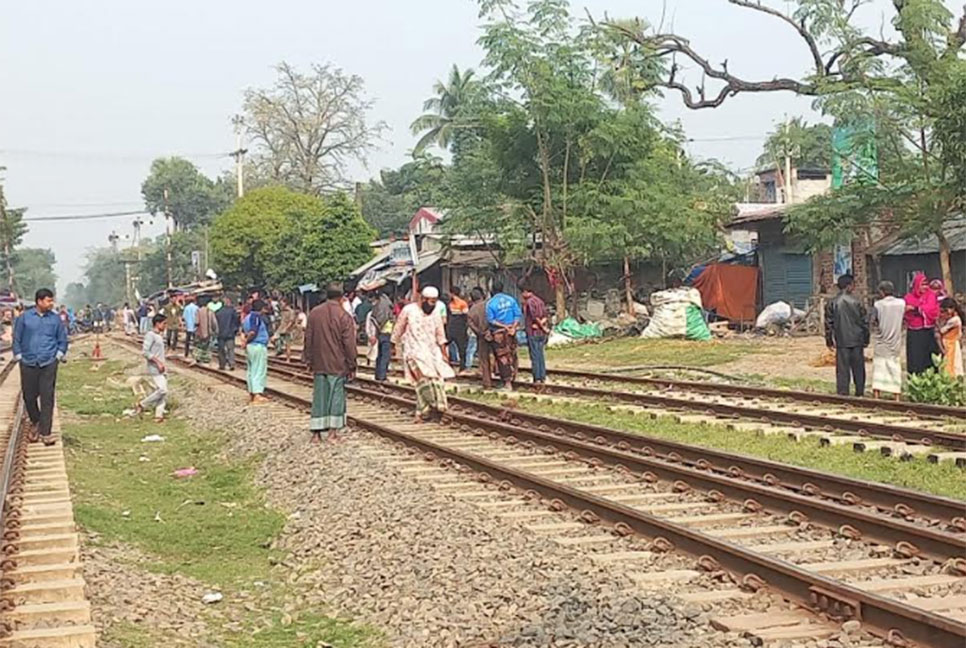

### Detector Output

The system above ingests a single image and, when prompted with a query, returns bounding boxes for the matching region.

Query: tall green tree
[141,157,231,230]
[757,118,832,171]
[608,0,966,291]
[360,153,448,236]
[12,248,57,299]
[0,183,27,294]
[210,186,373,290]
[80,248,126,306]
[410,65,480,154]
[137,230,210,295]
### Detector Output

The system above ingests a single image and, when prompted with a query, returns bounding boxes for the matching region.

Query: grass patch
[469,392,966,502]
[542,338,759,369]
[743,373,837,394]
[59,352,379,646]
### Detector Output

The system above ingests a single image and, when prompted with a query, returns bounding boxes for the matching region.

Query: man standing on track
[485,281,522,390]
[122,302,136,336]
[162,296,182,352]
[194,296,219,364]
[182,295,199,358]
[215,296,240,371]
[303,282,357,444]
[136,313,168,422]
[521,285,550,384]
[825,274,869,397]
[448,287,470,373]
[242,299,271,404]
[371,286,394,381]
[273,297,297,361]
[467,287,491,389]
[13,288,68,446]
[391,286,455,422]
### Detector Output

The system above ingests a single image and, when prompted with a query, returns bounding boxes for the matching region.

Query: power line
[22,210,151,223]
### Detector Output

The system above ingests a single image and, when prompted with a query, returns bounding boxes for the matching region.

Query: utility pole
[163,188,173,288]
[230,115,247,198]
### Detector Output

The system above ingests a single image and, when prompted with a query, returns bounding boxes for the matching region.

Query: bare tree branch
[727,0,824,75]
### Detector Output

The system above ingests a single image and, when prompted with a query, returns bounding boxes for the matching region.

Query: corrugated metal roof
[730,203,789,227]
[881,217,966,256]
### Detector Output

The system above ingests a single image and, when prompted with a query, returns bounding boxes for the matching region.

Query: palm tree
[410,65,478,154]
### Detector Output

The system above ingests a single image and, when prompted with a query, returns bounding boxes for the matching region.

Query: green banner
[832,121,878,189]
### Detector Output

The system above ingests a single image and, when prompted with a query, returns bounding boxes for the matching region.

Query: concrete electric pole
[230,115,247,199]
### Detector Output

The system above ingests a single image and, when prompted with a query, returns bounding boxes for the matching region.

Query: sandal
[41,436,56,447]
[25,423,39,443]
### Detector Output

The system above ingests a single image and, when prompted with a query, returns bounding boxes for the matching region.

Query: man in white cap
[391,286,455,422]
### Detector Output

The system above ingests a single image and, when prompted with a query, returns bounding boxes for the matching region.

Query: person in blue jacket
[13,288,68,445]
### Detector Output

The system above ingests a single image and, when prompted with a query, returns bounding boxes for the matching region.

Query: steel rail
[345,351,965,420]
[494,376,966,451]
[0,360,24,560]
[262,356,966,524]
[251,361,966,560]
[166,353,966,648]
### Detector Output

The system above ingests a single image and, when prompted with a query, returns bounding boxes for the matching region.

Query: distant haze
[1,0,928,291]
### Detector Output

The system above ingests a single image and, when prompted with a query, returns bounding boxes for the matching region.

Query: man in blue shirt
[181,295,199,358]
[485,281,522,389]
[242,299,271,404]
[13,288,68,446]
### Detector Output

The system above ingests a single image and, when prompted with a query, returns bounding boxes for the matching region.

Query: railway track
[317,354,966,458]
[117,338,966,648]
[0,362,95,647]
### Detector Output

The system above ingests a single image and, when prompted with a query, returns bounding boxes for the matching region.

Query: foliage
[756,118,832,170]
[63,282,87,310]
[360,153,448,236]
[141,157,232,230]
[905,358,966,406]
[11,248,56,299]
[210,186,374,291]
[410,65,481,154]
[608,0,966,288]
[242,62,386,194]
[0,186,27,293]
[78,248,126,306]
[137,229,210,295]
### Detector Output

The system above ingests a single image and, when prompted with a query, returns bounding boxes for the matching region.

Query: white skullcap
[421,286,439,299]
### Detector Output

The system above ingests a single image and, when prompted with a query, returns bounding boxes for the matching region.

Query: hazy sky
[0,0,923,291]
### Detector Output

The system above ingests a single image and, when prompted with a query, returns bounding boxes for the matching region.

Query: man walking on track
[136,313,168,422]
[162,296,182,352]
[215,296,240,371]
[521,285,550,384]
[391,286,455,422]
[825,274,869,397]
[13,288,68,446]
[303,282,357,444]
[194,296,219,364]
[242,299,270,404]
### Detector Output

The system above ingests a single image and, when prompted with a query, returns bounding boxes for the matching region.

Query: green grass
[468,392,966,502]
[743,373,837,393]
[59,354,379,646]
[540,338,759,369]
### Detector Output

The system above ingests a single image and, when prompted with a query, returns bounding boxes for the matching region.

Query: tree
[0,183,27,294]
[80,248,126,306]
[608,0,966,290]
[410,65,480,154]
[360,154,449,236]
[141,157,231,230]
[12,248,57,299]
[242,62,386,194]
[63,282,87,310]
[137,230,210,295]
[210,186,374,290]
[757,118,833,170]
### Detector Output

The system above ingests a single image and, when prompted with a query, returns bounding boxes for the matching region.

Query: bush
[905,355,966,406]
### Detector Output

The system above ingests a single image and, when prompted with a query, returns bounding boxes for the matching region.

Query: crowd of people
[825,272,964,400]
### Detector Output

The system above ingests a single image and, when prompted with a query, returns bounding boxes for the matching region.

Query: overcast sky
[0,0,928,292]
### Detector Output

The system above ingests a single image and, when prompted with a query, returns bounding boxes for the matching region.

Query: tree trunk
[937,229,953,294]
[555,280,567,320]
[623,256,634,315]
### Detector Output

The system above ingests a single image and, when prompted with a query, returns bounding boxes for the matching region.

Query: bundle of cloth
[641,286,712,341]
